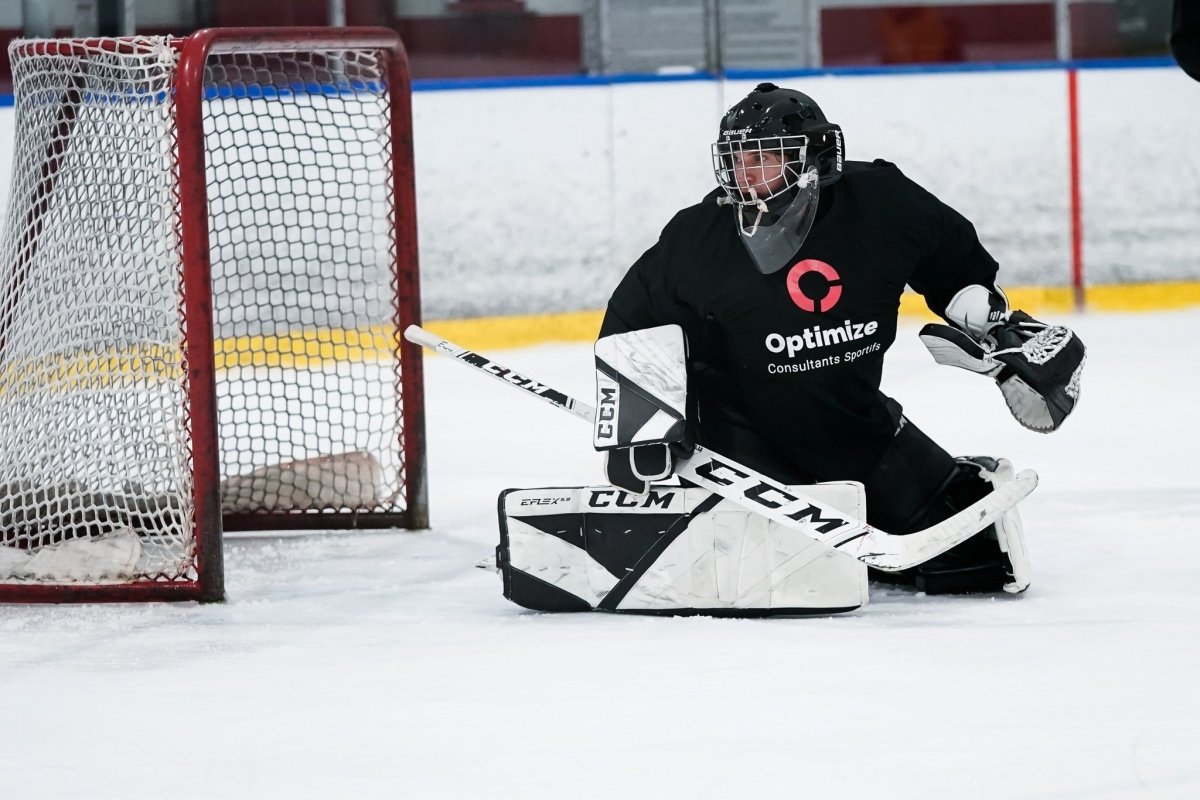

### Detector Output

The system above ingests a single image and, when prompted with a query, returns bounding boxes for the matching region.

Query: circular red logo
[786,259,842,313]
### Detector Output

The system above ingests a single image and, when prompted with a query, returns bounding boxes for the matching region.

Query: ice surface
[2,310,1198,799]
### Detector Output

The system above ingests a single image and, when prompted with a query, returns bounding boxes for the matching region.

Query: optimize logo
[765,319,878,358]
[786,259,842,313]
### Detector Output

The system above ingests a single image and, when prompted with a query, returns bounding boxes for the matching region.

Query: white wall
[0,64,1194,321]
[1077,66,1200,282]
[410,65,1200,318]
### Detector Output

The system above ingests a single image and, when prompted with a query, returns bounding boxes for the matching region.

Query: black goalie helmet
[712,83,845,274]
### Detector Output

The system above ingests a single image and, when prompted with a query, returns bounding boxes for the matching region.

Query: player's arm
[920,284,1085,432]
[909,194,1086,433]
[601,238,680,337]
[597,238,697,494]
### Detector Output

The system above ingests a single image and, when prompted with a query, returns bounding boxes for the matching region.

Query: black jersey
[1174,0,1200,82]
[601,159,1000,482]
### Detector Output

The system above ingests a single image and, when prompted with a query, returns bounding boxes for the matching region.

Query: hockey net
[0,29,426,602]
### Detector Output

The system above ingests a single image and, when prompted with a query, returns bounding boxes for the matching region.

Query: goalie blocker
[593,324,692,495]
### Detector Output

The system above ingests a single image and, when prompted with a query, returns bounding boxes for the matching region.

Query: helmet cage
[711,135,811,207]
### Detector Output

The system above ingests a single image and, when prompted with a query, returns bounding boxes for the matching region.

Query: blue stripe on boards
[412,70,716,92]
[724,55,1177,80]
[409,55,1179,92]
[0,55,1177,105]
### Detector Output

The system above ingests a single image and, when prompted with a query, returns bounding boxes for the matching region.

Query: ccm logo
[596,385,617,440]
[588,490,675,509]
[693,457,849,534]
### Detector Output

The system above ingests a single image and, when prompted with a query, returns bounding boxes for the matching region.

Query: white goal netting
[0,36,412,590]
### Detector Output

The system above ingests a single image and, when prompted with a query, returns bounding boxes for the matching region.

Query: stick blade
[855,469,1038,571]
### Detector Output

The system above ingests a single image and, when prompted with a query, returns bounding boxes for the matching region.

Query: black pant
[695,395,956,535]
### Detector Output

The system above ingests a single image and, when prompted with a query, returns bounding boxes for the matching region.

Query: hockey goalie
[488,82,1086,616]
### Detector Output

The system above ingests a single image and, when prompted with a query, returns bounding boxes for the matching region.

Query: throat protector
[727,167,821,275]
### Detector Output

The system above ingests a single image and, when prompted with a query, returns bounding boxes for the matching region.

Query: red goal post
[0,28,428,603]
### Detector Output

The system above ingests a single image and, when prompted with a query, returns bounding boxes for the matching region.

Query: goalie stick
[405,325,1037,572]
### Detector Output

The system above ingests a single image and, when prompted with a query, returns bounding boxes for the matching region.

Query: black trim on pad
[597,493,723,611]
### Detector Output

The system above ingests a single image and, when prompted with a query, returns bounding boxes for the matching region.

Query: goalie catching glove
[594,324,693,494]
[920,285,1086,433]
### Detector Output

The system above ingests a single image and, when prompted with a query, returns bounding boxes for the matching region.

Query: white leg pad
[499,481,869,615]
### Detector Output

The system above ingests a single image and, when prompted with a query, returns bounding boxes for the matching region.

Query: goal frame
[0,27,428,604]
